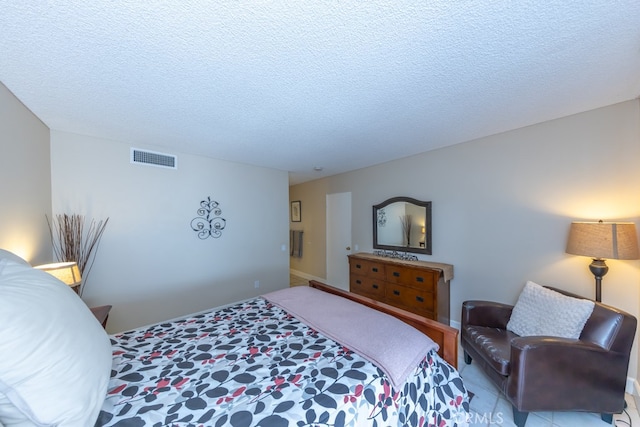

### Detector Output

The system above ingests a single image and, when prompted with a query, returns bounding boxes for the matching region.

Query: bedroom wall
[50,131,290,333]
[290,99,640,380]
[0,82,52,264]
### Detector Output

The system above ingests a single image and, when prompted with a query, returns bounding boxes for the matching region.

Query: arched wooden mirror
[373,197,432,255]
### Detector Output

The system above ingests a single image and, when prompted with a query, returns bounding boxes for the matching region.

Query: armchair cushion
[506,281,594,339]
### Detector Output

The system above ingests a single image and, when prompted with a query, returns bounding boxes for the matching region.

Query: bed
[0,251,469,427]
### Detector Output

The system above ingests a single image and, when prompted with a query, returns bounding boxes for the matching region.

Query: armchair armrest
[462,300,513,329]
[507,336,627,412]
[510,335,609,369]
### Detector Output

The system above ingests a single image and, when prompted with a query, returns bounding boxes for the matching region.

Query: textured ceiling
[1,1,640,184]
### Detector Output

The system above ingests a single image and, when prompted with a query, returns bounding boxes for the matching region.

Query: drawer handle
[355,264,362,269]
[416,276,424,282]
[356,279,362,284]
[372,284,379,289]
[416,296,424,303]
[393,272,400,277]
[372,267,378,272]
[393,290,400,296]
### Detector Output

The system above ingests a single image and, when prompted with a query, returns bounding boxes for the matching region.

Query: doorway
[326,192,352,290]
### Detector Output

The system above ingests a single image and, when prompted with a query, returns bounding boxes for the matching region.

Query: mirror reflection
[373,197,432,255]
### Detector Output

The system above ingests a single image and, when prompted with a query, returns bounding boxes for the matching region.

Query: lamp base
[588,258,608,302]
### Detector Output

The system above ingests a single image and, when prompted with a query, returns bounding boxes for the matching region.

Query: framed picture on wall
[291,200,301,222]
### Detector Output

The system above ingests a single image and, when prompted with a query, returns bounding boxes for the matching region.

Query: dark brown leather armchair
[461,287,636,427]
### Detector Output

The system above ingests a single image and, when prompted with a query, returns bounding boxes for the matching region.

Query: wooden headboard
[309,280,458,369]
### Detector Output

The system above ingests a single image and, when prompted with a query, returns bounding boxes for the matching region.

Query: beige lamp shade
[566,222,640,260]
[35,261,82,287]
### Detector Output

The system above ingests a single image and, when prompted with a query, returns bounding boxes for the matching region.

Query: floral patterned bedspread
[96,296,469,426]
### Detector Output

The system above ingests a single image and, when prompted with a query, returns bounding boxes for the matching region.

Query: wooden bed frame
[309,280,459,369]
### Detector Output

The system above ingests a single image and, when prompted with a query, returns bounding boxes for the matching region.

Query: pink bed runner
[262,286,438,388]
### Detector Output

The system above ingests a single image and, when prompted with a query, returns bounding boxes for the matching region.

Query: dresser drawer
[385,284,434,314]
[350,275,386,300]
[350,259,386,281]
[385,265,437,291]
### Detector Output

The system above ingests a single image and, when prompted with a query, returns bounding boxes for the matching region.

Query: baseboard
[289,269,325,283]
[631,378,639,399]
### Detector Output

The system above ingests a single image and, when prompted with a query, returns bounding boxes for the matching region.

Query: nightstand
[90,305,112,329]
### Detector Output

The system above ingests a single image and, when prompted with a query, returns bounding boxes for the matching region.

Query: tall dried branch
[400,214,413,247]
[46,213,109,295]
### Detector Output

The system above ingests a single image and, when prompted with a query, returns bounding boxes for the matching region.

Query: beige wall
[290,99,640,380]
[0,82,52,264]
[50,131,291,332]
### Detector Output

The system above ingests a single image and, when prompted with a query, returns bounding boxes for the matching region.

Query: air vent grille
[131,148,177,169]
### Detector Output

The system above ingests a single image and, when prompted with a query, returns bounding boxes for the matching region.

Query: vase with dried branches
[46,214,109,296]
[399,214,412,247]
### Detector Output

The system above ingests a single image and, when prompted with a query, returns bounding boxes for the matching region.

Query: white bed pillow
[0,259,112,427]
[0,250,29,266]
[506,280,594,339]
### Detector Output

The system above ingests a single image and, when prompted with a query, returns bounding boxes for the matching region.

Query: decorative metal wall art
[191,197,226,239]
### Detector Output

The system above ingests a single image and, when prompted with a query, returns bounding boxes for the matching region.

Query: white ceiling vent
[131,148,177,169]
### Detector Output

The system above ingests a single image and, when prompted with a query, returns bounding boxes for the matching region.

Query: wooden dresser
[348,253,453,325]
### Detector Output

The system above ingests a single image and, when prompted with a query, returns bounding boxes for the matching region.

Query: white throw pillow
[506,281,595,339]
[0,259,112,426]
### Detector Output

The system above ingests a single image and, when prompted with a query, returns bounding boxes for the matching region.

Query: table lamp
[35,261,82,293]
[566,220,639,302]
